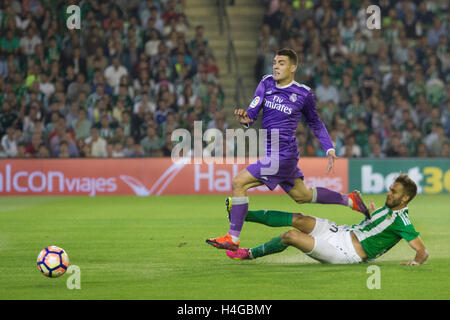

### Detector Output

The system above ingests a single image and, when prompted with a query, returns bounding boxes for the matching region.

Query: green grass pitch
[0,194,449,300]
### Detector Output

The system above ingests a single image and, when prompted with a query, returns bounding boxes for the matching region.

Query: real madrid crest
[289,93,297,102]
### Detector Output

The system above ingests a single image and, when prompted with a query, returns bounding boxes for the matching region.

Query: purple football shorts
[246,157,304,193]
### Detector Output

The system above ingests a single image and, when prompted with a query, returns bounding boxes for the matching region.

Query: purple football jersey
[246,75,334,161]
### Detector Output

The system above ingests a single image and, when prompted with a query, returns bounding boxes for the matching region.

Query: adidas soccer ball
[37,246,69,278]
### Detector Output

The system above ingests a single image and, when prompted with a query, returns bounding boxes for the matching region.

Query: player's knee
[293,195,309,204]
[231,173,253,193]
[281,230,298,244]
[292,213,305,227]
[231,176,245,192]
[292,189,312,204]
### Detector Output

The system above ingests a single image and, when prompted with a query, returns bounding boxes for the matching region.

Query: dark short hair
[395,174,417,203]
[276,48,298,65]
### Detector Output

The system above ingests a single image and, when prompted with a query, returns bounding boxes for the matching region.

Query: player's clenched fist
[234,109,252,124]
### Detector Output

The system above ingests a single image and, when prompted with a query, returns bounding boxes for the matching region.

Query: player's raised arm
[401,237,429,265]
[242,76,266,126]
[301,91,336,173]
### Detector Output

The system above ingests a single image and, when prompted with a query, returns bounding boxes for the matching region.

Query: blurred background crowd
[0,0,448,159]
[0,0,225,159]
[258,0,449,158]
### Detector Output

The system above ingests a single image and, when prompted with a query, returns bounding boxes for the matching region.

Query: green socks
[245,210,293,227]
[244,210,292,259]
[250,235,288,259]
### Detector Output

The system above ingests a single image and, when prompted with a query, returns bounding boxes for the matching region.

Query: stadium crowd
[0,0,448,159]
[0,0,225,158]
[258,0,449,158]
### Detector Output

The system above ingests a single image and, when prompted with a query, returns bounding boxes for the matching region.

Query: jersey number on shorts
[329,224,338,233]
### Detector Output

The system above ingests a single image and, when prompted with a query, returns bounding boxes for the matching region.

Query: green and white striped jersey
[350,206,420,260]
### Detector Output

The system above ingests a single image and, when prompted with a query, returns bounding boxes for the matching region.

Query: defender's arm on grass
[368,200,376,214]
[401,237,429,265]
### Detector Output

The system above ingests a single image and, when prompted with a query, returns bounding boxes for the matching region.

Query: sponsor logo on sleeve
[249,96,261,108]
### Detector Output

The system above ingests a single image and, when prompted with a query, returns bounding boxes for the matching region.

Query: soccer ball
[37,246,70,278]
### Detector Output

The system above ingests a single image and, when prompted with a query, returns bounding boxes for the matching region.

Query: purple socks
[313,187,349,206]
[228,197,249,241]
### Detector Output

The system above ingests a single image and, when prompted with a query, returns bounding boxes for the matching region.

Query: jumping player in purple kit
[206,48,369,251]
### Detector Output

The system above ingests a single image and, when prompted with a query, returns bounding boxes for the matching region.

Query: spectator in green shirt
[0,101,19,136]
[140,126,163,156]
[354,119,370,156]
[72,108,91,140]
[45,37,59,63]
[0,29,20,55]
[345,94,366,131]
